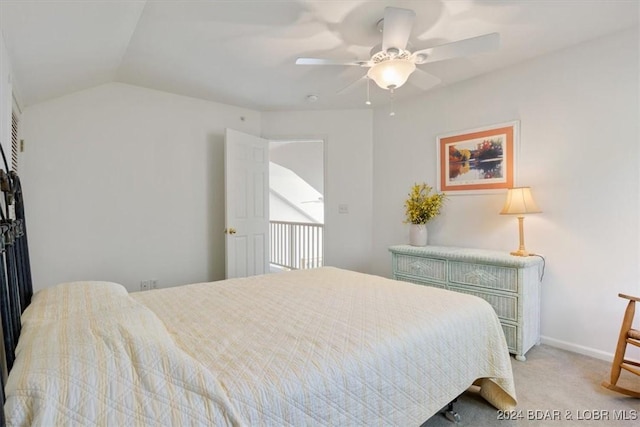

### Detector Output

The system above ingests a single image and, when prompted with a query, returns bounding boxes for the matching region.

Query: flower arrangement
[404,183,446,224]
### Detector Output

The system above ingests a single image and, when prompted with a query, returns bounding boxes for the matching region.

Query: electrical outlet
[150,279,158,289]
[140,280,150,291]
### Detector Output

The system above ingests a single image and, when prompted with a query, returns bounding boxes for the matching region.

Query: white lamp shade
[500,187,541,215]
[367,59,416,90]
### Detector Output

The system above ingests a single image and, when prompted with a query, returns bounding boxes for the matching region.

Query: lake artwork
[447,136,505,182]
[437,122,517,193]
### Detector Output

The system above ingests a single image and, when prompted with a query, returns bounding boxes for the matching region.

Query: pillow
[22,281,132,322]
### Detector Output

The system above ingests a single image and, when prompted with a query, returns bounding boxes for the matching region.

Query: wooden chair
[602,293,640,398]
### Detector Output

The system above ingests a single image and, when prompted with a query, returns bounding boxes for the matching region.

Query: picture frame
[436,121,519,194]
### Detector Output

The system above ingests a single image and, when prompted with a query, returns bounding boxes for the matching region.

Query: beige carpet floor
[422,344,639,426]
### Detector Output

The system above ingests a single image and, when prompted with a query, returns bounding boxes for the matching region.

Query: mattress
[4,267,516,426]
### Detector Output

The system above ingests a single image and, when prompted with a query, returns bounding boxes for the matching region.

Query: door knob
[225,227,237,235]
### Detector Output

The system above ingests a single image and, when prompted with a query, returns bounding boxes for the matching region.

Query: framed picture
[436,121,519,194]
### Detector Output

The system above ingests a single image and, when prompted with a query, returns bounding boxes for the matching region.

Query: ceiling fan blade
[413,32,500,64]
[381,7,415,52]
[409,69,441,91]
[296,58,371,66]
[336,75,367,94]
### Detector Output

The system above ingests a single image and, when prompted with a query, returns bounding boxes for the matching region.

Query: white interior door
[224,128,269,278]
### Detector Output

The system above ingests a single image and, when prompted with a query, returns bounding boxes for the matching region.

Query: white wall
[270,141,324,194]
[262,110,373,273]
[269,161,324,223]
[0,31,13,162]
[269,141,325,223]
[20,82,261,292]
[371,27,639,359]
[20,85,374,289]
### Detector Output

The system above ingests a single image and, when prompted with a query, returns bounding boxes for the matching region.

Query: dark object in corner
[0,141,34,424]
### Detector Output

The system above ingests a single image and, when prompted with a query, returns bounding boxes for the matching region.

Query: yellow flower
[404,183,446,224]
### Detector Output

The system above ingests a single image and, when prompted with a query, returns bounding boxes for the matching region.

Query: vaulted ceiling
[1,0,637,111]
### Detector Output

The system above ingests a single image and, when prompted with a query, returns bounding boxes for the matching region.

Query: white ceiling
[1,0,638,111]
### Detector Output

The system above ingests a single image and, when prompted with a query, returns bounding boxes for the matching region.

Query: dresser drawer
[449,285,518,322]
[395,274,447,289]
[501,323,518,352]
[394,254,447,282]
[449,262,518,292]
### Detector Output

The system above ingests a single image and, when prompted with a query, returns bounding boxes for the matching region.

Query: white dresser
[389,245,544,361]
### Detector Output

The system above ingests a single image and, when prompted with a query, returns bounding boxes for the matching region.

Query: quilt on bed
[4,267,516,426]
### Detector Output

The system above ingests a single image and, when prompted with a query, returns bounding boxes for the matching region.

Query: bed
[3,266,516,426]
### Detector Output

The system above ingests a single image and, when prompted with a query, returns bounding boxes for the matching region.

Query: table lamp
[500,187,541,256]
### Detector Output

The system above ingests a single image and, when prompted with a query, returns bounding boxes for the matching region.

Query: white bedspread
[5,267,516,426]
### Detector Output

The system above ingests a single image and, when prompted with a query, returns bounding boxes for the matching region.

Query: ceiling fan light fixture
[367,59,415,90]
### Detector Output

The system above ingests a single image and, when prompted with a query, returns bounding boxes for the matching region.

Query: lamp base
[510,249,533,257]
[510,216,534,257]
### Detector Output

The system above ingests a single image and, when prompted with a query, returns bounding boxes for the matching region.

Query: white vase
[409,223,428,246]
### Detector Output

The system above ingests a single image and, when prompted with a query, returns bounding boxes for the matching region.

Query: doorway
[268,139,325,272]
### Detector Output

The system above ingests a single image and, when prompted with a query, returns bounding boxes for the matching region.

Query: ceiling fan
[296,7,499,96]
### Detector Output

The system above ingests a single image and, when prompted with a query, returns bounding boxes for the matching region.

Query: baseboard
[540,336,614,362]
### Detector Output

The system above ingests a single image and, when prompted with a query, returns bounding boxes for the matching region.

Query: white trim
[541,335,614,362]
